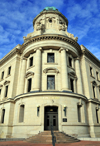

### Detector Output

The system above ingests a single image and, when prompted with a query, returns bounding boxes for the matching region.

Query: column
[60,48,69,91]
[18,57,27,95]
[75,58,83,94]
[33,47,42,91]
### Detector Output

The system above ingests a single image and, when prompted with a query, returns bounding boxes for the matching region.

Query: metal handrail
[51,124,56,146]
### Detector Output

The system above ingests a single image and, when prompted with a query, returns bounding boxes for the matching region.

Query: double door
[45,112,58,130]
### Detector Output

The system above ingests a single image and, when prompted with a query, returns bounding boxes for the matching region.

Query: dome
[43,6,58,11]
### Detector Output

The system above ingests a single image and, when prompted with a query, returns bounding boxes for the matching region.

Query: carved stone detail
[43,67,59,74]
[67,32,78,42]
[4,81,10,85]
[25,71,34,78]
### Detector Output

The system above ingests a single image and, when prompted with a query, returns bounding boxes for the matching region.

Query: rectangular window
[1,71,4,79]
[47,53,54,63]
[70,78,74,92]
[8,66,11,75]
[96,72,98,80]
[0,89,1,95]
[69,57,72,67]
[90,67,92,76]
[27,78,32,92]
[96,109,99,123]
[1,109,5,123]
[19,105,24,122]
[47,75,55,90]
[77,105,81,122]
[5,86,8,97]
[29,57,33,67]
[92,86,95,98]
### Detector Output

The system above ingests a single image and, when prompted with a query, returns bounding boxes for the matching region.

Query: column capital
[74,57,80,61]
[36,47,42,51]
[22,57,27,60]
[59,47,68,53]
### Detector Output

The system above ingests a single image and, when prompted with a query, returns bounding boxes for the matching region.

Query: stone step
[26,131,80,144]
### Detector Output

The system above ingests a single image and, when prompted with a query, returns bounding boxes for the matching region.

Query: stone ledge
[79,138,100,141]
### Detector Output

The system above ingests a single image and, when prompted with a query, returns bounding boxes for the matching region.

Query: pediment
[43,67,59,73]
[4,80,10,85]
[92,81,97,86]
[25,71,34,78]
[68,71,76,78]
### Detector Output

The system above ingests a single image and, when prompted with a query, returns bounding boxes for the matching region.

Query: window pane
[93,86,95,98]
[90,67,92,76]
[47,53,54,63]
[1,71,4,79]
[19,105,24,122]
[69,57,72,67]
[77,105,81,122]
[8,66,11,75]
[47,76,55,90]
[5,86,8,97]
[28,78,32,92]
[96,109,99,123]
[29,57,33,67]
[0,89,1,95]
[1,109,5,123]
[70,79,74,92]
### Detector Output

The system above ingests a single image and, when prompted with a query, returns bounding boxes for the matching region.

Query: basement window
[96,109,99,123]
[19,105,25,123]
[1,109,5,123]
[77,105,81,122]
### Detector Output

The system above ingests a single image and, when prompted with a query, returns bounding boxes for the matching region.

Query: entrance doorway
[44,106,58,130]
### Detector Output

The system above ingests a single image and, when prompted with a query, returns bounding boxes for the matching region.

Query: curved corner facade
[0,7,100,139]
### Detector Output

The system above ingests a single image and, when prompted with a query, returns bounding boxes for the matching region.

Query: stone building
[0,7,100,139]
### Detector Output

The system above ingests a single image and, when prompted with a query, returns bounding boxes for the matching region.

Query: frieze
[21,34,81,54]
[4,80,10,85]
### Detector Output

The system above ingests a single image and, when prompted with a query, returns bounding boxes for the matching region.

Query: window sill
[27,65,35,70]
[45,89,57,91]
[92,98,98,101]
[67,65,75,70]
[44,63,58,65]
[6,74,11,78]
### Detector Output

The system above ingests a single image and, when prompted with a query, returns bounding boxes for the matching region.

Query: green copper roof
[43,7,58,11]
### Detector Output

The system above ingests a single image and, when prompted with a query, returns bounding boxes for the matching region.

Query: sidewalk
[0,141,100,146]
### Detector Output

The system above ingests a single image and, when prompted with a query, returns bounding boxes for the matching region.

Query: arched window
[19,105,25,123]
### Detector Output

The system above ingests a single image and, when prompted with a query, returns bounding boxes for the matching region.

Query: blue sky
[0,0,100,60]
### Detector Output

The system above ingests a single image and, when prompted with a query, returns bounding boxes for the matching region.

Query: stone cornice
[88,98,100,104]
[81,45,100,67]
[20,34,81,54]
[0,44,21,66]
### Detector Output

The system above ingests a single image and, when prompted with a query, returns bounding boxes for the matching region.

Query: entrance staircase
[26,131,80,144]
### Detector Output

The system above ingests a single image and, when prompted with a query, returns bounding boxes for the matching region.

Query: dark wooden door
[45,113,58,130]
